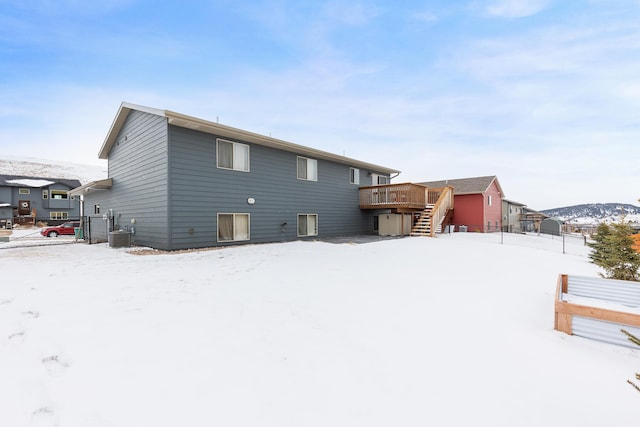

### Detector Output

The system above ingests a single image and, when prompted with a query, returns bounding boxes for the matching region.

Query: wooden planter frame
[554,274,640,336]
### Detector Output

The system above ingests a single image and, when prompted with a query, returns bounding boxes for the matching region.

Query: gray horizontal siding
[84,110,170,249]
[168,126,378,250]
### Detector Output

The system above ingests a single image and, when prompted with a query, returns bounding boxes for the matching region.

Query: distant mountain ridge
[541,203,640,224]
[0,157,106,186]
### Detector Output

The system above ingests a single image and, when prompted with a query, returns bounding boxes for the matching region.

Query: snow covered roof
[0,175,81,189]
[5,178,54,187]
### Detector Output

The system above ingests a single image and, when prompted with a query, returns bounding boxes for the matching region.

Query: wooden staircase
[410,205,434,236]
[409,185,455,237]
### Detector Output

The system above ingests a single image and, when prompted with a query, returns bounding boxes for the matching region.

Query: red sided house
[419,176,504,232]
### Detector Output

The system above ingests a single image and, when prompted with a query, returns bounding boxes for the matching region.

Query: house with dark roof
[502,198,527,233]
[420,176,504,232]
[73,102,418,250]
[0,175,81,228]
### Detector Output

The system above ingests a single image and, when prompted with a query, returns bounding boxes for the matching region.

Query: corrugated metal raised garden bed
[554,274,640,348]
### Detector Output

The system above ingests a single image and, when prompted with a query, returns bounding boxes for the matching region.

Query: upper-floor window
[488,195,493,206]
[297,156,317,181]
[371,174,388,185]
[19,188,30,194]
[350,168,360,185]
[51,190,69,200]
[42,190,49,199]
[217,139,249,172]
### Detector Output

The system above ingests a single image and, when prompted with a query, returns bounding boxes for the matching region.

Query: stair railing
[428,186,454,236]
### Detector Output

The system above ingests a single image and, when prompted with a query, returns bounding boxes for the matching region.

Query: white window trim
[297,213,318,237]
[19,188,30,194]
[350,168,360,185]
[217,213,251,242]
[51,190,69,200]
[50,212,69,220]
[216,139,250,172]
[297,156,318,181]
[42,190,49,199]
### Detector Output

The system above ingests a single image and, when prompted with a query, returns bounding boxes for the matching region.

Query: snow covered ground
[1,231,638,426]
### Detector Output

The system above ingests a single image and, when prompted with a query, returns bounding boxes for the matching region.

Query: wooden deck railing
[359,183,428,210]
[428,186,454,234]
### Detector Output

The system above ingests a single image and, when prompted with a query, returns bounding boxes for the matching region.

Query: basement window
[50,212,69,220]
[218,213,250,242]
[298,214,318,237]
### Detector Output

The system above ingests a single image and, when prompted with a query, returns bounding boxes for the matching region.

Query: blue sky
[1,0,639,210]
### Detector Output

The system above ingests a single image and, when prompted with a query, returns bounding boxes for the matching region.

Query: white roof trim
[98,102,400,174]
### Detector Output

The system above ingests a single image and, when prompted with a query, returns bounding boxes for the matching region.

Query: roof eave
[98,102,166,159]
[164,110,400,174]
[69,178,113,197]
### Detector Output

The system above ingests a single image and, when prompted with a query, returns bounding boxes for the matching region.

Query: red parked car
[40,221,80,237]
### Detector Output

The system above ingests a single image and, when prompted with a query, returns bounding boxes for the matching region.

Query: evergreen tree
[588,221,640,281]
[621,329,640,393]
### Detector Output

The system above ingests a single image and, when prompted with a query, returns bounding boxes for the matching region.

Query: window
[371,174,388,185]
[298,214,318,236]
[217,213,250,242]
[51,190,69,200]
[217,139,249,171]
[50,212,69,220]
[42,190,49,199]
[297,157,317,181]
[19,188,30,195]
[496,220,499,230]
[94,204,100,215]
[488,195,492,206]
[350,168,359,185]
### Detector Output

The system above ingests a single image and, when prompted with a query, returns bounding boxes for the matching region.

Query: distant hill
[0,157,106,185]
[540,203,640,224]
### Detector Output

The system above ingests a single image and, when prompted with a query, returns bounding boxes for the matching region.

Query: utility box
[108,230,131,248]
[74,227,84,240]
[378,213,412,236]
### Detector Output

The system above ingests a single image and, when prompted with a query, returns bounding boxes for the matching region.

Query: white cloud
[481,0,552,18]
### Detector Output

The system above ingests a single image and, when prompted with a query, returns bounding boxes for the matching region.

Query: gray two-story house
[72,102,401,250]
[0,175,81,228]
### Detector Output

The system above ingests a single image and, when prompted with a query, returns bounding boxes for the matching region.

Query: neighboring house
[522,207,547,233]
[502,199,527,233]
[419,175,504,232]
[72,102,402,250]
[0,175,81,227]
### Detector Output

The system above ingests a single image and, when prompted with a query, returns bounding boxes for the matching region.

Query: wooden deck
[359,183,428,210]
